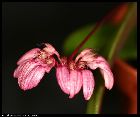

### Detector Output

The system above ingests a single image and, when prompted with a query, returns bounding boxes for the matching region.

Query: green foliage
[62,3,136,114]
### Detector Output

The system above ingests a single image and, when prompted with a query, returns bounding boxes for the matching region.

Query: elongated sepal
[18,66,45,90]
[69,70,83,98]
[87,56,114,90]
[82,70,95,100]
[56,66,70,94]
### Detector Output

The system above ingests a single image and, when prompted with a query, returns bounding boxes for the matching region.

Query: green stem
[108,3,137,65]
[86,3,137,114]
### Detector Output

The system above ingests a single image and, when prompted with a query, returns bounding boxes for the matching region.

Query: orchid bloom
[13,43,59,90]
[76,48,114,90]
[56,48,114,100]
[13,43,114,100]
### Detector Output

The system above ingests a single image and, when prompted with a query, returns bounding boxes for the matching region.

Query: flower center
[60,57,68,66]
[46,57,54,65]
[77,61,86,70]
[69,61,76,70]
[38,50,47,59]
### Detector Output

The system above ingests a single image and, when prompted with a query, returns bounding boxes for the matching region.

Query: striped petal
[69,70,83,99]
[56,66,70,94]
[82,70,95,100]
[87,56,114,90]
[17,48,40,65]
[13,59,29,78]
[19,66,46,90]
[100,69,114,90]
[14,60,39,79]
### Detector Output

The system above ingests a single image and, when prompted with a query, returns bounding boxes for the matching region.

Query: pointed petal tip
[105,80,114,90]
[100,69,114,90]
[69,95,74,99]
[82,70,95,101]
[84,96,91,100]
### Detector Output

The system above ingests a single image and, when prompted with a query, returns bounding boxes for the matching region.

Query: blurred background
[2,2,137,114]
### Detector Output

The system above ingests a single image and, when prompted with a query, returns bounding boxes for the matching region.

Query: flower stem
[68,21,102,61]
[68,3,123,61]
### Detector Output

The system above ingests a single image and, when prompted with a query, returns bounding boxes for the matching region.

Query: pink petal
[43,43,60,58]
[69,70,83,99]
[14,60,37,79]
[80,54,95,63]
[87,56,114,90]
[82,70,95,100]
[45,65,53,73]
[100,69,114,90]
[56,66,70,94]
[19,66,46,90]
[75,48,93,62]
[14,60,39,80]
[13,59,29,78]
[17,48,40,65]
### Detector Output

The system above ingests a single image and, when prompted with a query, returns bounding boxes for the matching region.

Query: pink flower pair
[56,49,114,100]
[13,43,114,100]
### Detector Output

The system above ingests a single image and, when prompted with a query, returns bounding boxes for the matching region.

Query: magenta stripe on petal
[56,66,70,94]
[17,48,40,65]
[82,70,95,100]
[69,70,82,99]
[13,59,30,78]
[19,66,46,90]
[17,61,41,86]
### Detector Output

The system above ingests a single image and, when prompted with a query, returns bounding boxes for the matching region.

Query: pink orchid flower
[13,43,59,90]
[13,42,114,100]
[56,58,83,99]
[56,48,114,100]
[76,48,114,90]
